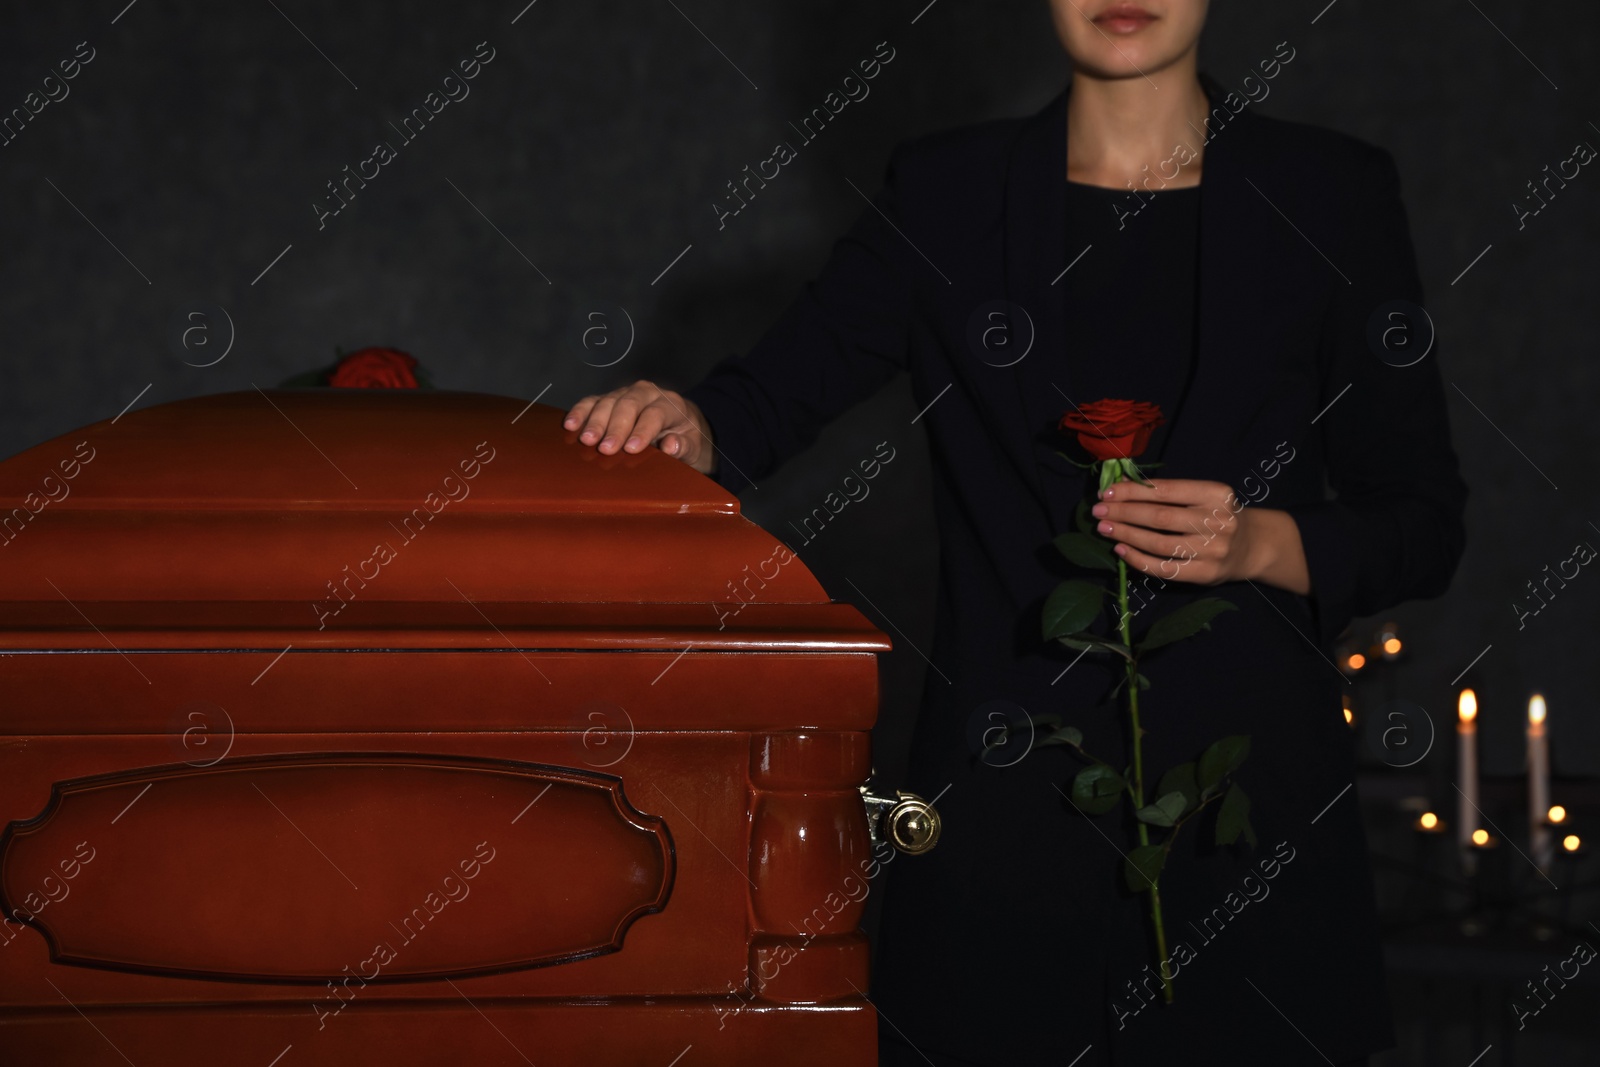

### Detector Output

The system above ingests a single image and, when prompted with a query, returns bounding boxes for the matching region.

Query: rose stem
[1113,465,1174,1004]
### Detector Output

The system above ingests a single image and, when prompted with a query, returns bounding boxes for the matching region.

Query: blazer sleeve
[1284,146,1469,647]
[680,147,919,495]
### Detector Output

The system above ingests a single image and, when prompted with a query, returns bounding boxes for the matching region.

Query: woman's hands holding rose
[1091,478,1312,596]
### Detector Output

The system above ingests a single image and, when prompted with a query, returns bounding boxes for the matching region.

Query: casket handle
[859,782,941,855]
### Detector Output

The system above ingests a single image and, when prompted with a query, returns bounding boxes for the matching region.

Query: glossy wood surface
[0,392,889,1065]
[2,754,673,981]
[0,391,886,648]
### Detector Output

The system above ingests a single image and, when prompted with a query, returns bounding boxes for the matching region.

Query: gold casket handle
[859,783,941,855]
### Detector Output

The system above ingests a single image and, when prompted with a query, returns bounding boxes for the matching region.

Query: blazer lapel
[1159,76,1274,481]
[999,85,1071,527]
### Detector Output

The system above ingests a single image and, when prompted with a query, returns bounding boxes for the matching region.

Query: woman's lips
[1093,3,1157,33]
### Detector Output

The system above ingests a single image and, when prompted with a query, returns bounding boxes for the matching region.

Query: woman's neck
[1065,63,1211,190]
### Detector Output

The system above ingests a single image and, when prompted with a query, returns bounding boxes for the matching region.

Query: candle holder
[1458,830,1513,936]
[1369,773,1599,953]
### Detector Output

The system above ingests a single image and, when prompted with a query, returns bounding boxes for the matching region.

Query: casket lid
[0,391,890,652]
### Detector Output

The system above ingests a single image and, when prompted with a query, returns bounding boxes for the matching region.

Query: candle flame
[1564,834,1581,852]
[1549,805,1567,824]
[1529,693,1547,725]
[1458,688,1477,724]
[1419,812,1439,830]
[1383,637,1402,655]
[1343,707,1354,725]
[1471,828,1489,846]
[1348,653,1366,671]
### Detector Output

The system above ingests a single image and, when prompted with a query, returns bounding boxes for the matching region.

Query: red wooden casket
[0,389,909,1065]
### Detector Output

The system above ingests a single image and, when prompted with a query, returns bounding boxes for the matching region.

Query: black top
[1060,179,1202,465]
[683,73,1466,1066]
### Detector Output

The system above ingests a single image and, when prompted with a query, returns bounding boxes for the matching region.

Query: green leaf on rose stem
[1216,783,1257,847]
[978,726,1016,761]
[1157,762,1199,814]
[1032,725,1084,750]
[1135,598,1239,654]
[1134,790,1189,828]
[1042,581,1106,641]
[1053,531,1118,572]
[1111,670,1149,697]
[978,712,1062,760]
[1197,735,1252,791]
[1124,843,1167,892]
[1057,633,1134,661]
[1069,763,1125,815]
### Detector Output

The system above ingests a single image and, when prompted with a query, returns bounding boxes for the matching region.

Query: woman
[564,2,1466,1063]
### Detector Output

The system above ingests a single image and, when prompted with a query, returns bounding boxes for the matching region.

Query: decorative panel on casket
[0,390,891,1066]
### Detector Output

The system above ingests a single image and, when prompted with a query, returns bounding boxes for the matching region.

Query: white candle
[1458,689,1479,861]
[1529,693,1552,872]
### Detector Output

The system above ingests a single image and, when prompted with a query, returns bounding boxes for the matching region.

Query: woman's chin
[1072,45,1190,83]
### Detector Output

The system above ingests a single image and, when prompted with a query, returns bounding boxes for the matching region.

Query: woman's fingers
[602,393,652,454]
[1113,542,1165,577]
[573,393,618,445]
[571,384,649,453]
[1103,478,1233,509]
[1100,518,1195,561]
[563,382,716,474]
[626,400,676,453]
[563,395,597,431]
[1114,541,1206,582]
[1095,500,1212,535]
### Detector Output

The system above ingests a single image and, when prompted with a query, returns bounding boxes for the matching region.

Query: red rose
[1058,399,1165,462]
[329,347,419,389]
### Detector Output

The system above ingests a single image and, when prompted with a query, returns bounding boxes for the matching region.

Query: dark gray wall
[2,0,1597,795]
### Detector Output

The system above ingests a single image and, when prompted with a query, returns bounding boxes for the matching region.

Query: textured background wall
[1,1,1596,797]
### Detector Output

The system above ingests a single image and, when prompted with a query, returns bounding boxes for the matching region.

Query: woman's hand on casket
[1091,478,1311,596]
[564,380,718,475]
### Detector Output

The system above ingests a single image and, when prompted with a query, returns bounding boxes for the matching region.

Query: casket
[0,389,907,1065]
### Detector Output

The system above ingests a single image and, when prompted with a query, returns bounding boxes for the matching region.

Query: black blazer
[685,72,1466,1065]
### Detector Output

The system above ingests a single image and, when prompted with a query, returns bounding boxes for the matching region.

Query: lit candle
[1529,694,1552,872]
[1458,689,1479,857]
